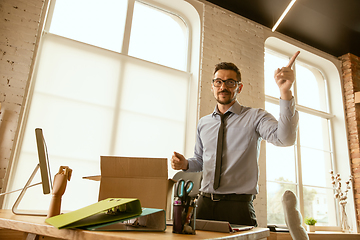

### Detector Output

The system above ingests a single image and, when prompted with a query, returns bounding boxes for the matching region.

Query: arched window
[264,37,350,228]
[5,0,201,211]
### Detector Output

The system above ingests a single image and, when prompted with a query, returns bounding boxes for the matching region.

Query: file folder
[84,208,166,231]
[45,198,166,231]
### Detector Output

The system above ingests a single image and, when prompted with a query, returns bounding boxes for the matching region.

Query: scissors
[175,179,194,205]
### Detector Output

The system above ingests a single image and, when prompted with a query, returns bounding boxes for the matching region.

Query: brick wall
[0,0,46,207]
[199,3,267,227]
[340,53,360,226]
[199,5,265,118]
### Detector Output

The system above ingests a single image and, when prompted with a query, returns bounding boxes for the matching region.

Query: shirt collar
[212,101,242,116]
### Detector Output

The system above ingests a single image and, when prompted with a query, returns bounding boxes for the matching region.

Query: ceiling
[205,0,360,58]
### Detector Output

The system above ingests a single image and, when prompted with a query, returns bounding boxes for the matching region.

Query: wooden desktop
[0,209,270,240]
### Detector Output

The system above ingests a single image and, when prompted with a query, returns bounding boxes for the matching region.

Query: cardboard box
[84,156,175,220]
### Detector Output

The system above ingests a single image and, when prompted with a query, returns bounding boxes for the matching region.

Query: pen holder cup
[172,197,196,234]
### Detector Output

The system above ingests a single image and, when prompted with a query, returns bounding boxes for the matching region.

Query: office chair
[282,190,309,240]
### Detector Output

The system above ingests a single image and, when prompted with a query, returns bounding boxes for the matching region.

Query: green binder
[46,198,166,231]
[46,198,142,229]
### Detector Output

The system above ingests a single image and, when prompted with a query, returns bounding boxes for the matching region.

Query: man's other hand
[171,151,188,170]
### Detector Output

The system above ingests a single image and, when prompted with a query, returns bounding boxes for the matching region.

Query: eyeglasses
[212,79,240,88]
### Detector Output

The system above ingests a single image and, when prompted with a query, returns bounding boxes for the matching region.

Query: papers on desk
[45,198,166,231]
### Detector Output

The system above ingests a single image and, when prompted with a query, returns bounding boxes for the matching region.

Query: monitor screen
[35,128,52,194]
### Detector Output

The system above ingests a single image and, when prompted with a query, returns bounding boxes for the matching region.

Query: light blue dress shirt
[186,98,299,195]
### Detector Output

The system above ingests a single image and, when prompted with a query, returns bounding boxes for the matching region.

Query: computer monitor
[7,128,53,215]
[35,128,53,194]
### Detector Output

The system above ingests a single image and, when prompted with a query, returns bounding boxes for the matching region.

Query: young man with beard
[171,51,300,226]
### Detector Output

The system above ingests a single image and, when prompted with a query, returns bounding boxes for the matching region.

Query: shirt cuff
[183,159,192,171]
[279,97,296,116]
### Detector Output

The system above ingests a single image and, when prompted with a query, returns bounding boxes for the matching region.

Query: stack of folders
[45,198,166,231]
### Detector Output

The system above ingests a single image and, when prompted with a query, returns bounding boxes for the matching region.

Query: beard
[215,90,237,105]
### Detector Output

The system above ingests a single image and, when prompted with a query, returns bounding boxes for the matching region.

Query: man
[171,51,300,226]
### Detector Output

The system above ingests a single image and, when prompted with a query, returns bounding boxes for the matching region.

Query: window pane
[129,2,187,70]
[303,186,337,226]
[265,102,297,183]
[299,112,330,151]
[265,51,290,98]
[296,64,327,112]
[267,182,297,225]
[36,34,121,106]
[266,143,296,182]
[49,0,127,52]
[301,147,332,187]
[114,58,189,178]
[119,59,188,121]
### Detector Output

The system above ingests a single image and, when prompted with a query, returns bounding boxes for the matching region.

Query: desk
[269,231,360,240]
[0,210,269,240]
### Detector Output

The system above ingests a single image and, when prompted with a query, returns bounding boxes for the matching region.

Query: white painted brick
[5,77,27,89]
[3,3,41,19]
[2,51,33,65]
[200,3,266,226]
[3,0,43,16]
[0,0,43,196]
[0,69,29,84]
[0,23,38,41]
[1,13,40,30]
[0,158,10,169]
[0,35,37,51]
[0,92,5,102]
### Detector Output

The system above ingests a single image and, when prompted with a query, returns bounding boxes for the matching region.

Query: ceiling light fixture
[272,0,297,32]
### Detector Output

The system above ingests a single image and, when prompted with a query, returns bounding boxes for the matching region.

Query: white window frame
[265,36,356,230]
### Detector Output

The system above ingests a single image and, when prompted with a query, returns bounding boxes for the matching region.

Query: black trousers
[196,195,258,226]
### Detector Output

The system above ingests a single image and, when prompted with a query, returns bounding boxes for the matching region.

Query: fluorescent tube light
[272,0,297,32]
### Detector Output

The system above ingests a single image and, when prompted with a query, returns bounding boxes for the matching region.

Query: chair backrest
[282,190,309,240]
[172,171,202,197]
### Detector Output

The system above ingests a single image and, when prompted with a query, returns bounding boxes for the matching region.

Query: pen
[185,199,194,225]
[182,198,195,234]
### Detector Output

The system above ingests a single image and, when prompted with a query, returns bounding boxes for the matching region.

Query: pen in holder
[172,196,196,234]
[182,198,196,234]
[173,178,196,234]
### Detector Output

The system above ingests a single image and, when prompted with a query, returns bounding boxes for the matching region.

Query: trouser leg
[196,195,258,226]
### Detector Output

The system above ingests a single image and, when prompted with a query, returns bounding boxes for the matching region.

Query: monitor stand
[0,163,48,216]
